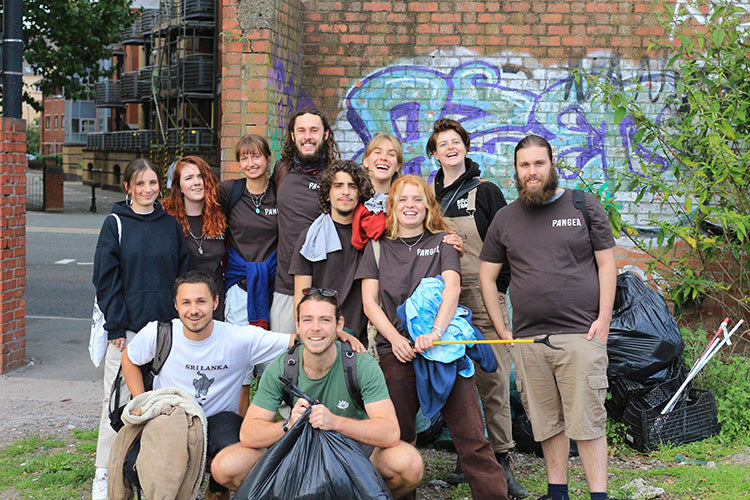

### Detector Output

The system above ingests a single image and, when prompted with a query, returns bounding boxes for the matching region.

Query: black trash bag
[235,376,392,500]
[607,271,684,383]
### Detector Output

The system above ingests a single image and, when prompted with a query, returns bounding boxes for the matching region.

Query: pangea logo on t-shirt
[551,217,583,228]
[416,245,440,257]
[308,182,320,190]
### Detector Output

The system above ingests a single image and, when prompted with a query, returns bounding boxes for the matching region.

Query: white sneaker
[92,467,108,500]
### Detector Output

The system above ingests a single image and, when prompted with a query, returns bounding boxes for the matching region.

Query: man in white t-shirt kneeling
[121,270,295,500]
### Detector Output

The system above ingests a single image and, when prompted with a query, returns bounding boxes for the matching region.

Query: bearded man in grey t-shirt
[269,108,340,334]
[478,135,621,500]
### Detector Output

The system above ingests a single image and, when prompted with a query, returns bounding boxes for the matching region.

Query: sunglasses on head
[302,287,338,298]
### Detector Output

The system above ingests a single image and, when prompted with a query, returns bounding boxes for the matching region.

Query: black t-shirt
[289,222,367,340]
[185,215,225,321]
[274,168,322,295]
[479,189,615,338]
[219,179,277,263]
[355,231,461,353]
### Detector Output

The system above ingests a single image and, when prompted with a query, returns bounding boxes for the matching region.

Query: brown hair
[122,158,159,194]
[514,134,554,166]
[162,156,226,238]
[425,118,471,157]
[281,108,340,163]
[235,134,272,162]
[318,160,374,213]
[385,175,450,239]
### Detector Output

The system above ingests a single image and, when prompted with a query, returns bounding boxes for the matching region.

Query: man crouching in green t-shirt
[210,287,424,498]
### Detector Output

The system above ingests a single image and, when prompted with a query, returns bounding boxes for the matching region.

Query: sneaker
[91,467,108,500]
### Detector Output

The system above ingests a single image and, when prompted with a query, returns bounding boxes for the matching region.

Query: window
[45,116,50,129]
[71,118,80,133]
[54,116,59,128]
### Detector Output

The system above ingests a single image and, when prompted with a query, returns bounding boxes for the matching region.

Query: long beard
[297,142,326,165]
[516,168,559,207]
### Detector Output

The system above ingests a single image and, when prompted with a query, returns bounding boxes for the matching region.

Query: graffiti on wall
[336,50,678,197]
[672,0,750,34]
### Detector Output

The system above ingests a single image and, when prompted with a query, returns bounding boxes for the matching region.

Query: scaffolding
[89,0,218,165]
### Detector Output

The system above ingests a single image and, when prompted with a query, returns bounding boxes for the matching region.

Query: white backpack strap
[110,213,122,245]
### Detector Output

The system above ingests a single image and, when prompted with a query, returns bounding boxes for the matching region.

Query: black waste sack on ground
[607,271,684,383]
[235,376,392,500]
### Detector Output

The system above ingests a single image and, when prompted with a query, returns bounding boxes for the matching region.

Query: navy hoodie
[93,200,190,340]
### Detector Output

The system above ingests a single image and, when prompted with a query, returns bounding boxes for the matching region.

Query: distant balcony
[95,80,122,107]
[121,72,138,102]
[183,0,214,20]
[138,66,155,100]
[181,54,214,93]
[87,130,156,151]
[121,17,142,44]
[140,9,158,37]
[87,128,214,152]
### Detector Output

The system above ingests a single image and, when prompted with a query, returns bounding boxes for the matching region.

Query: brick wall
[295,0,678,227]
[219,0,306,176]
[0,118,27,374]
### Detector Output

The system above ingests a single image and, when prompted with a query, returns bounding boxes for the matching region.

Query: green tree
[584,0,750,324]
[1,0,136,111]
[26,118,39,155]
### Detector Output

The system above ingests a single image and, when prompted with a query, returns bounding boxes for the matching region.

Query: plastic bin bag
[607,272,684,383]
[235,376,392,500]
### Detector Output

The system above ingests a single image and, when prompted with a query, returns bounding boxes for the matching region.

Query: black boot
[496,453,529,499]
[445,458,466,485]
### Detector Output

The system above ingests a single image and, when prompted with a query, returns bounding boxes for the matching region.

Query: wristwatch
[281,418,290,433]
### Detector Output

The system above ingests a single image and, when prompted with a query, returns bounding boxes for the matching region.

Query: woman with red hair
[163,156,227,319]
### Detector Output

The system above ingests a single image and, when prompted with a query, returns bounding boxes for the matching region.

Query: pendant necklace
[186,220,205,255]
[248,190,265,214]
[398,232,425,252]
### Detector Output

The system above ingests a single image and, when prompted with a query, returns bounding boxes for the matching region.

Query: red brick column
[0,117,27,373]
[43,159,64,212]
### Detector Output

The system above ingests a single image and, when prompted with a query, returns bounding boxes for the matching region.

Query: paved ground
[0,179,115,447]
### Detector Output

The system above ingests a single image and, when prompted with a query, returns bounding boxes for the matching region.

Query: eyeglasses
[302,287,338,298]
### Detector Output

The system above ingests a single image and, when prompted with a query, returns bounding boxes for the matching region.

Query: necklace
[248,191,265,214]
[398,232,425,252]
[186,219,205,255]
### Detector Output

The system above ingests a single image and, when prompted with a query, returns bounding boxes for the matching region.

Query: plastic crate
[622,388,720,452]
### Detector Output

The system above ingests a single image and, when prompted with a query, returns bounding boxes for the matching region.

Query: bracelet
[430,325,443,334]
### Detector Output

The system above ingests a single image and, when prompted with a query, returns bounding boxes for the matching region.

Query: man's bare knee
[210,443,263,491]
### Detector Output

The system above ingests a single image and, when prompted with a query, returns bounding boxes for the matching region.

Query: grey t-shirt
[289,221,367,341]
[355,231,461,354]
[479,189,615,338]
[219,179,277,263]
[275,169,322,295]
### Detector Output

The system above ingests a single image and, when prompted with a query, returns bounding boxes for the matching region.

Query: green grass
[0,432,97,499]
[1,424,747,499]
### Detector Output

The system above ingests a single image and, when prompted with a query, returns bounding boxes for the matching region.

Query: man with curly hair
[270,108,341,334]
[289,160,375,343]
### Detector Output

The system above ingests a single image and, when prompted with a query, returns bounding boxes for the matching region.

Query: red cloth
[249,319,269,329]
[351,203,386,250]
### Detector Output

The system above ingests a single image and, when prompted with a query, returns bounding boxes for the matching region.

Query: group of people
[91,107,622,500]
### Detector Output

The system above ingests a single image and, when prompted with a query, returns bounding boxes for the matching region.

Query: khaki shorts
[513,333,608,442]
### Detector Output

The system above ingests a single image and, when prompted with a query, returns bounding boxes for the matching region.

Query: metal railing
[86,128,214,152]
[26,170,44,211]
[95,80,122,107]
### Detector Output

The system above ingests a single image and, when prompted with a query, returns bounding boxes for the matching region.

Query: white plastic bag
[89,213,122,366]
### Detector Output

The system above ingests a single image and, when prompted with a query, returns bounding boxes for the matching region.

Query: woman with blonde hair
[361,132,403,194]
[163,156,227,319]
[356,174,508,500]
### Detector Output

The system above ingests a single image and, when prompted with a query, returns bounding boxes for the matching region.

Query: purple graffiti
[342,59,678,186]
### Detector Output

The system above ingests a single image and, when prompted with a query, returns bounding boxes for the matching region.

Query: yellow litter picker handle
[433,334,562,350]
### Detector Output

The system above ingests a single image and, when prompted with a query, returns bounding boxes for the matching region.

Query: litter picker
[432,333,562,350]
[661,318,743,415]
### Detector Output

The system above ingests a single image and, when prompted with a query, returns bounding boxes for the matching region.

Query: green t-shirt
[253,341,389,421]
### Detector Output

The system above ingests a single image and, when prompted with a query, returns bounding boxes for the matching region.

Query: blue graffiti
[343,59,678,194]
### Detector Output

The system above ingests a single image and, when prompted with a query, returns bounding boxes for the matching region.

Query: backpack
[572,189,592,232]
[280,339,364,411]
[109,321,174,432]
[223,177,246,219]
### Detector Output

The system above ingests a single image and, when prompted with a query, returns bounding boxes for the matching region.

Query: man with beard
[478,135,620,500]
[289,160,375,344]
[270,108,340,334]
